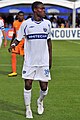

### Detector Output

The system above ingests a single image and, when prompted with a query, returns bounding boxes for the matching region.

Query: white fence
[51,28,80,40]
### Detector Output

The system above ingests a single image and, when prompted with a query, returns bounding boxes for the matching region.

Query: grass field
[0,40,80,120]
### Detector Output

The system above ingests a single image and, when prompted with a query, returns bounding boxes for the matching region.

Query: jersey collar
[31,17,43,24]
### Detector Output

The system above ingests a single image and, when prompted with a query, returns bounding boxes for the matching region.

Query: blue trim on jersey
[24,25,27,35]
[27,33,48,40]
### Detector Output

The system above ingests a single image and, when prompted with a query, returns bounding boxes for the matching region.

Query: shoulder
[21,18,32,27]
[24,18,31,23]
[43,19,51,24]
[43,19,51,28]
[13,20,18,23]
[13,20,18,25]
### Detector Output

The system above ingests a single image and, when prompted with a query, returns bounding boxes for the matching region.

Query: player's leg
[39,81,48,101]
[8,42,24,77]
[12,53,17,73]
[8,45,20,77]
[24,79,33,118]
[37,81,48,114]
[8,53,17,76]
[36,66,50,114]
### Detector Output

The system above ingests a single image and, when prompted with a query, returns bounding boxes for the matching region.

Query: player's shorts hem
[22,76,51,82]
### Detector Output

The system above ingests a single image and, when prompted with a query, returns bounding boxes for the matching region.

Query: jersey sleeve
[47,21,52,40]
[16,21,26,41]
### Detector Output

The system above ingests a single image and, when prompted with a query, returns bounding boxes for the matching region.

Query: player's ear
[34,8,37,12]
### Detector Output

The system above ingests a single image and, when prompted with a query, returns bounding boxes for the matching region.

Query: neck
[33,14,43,21]
[18,20,23,22]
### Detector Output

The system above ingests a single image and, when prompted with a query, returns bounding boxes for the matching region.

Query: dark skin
[8,4,52,91]
[9,12,24,46]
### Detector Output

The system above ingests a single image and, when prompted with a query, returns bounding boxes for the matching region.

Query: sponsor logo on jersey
[27,33,48,39]
[43,28,47,32]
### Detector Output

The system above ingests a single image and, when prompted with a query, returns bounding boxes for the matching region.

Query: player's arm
[47,21,52,69]
[8,22,25,52]
[47,38,52,69]
[10,27,16,46]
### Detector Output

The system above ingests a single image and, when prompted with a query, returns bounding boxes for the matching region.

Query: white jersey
[0,20,4,37]
[17,18,51,67]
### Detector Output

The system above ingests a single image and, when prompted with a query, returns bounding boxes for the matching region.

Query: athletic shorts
[22,66,51,82]
[12,39,24,56]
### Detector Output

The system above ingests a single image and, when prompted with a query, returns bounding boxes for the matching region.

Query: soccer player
[8,11,24,77]
[8,1,52,118]
[0,15,7,48]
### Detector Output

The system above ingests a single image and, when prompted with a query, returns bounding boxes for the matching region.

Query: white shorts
[22,66,51,82]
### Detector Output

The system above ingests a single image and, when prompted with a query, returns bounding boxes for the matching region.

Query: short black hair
[32,1,43,12]
[18,11,24,15]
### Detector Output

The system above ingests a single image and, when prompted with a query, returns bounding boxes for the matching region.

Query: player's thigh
[19,47,24,56]
[18,40,24,55]
[24,79,33,90]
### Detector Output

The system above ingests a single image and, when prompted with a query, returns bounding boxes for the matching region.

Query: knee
[41,87,47,91]
[40,82,48,91]
[41,85,48,91]
[25,79,33,90]
[12,53,16,57]
[41,87,48,96]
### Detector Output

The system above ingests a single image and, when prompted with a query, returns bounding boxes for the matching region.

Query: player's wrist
[11,43,16,47]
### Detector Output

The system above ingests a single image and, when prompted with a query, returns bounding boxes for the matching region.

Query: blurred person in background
[0,15,7,48]
[65,20,70,28]
[51,17,58,28]
[8,11,25,77]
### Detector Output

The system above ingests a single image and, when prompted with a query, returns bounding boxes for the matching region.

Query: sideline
[66,40,80,45]
[0,64,22,67]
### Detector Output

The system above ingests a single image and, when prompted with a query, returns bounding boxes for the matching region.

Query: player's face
[35,4,46,18]
[18,13,24,22]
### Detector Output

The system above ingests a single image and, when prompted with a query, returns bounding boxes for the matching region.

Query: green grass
[0,40,80,120]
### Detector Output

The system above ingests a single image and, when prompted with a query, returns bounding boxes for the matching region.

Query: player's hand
[8,43,16,52]
[8,47,12,52]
